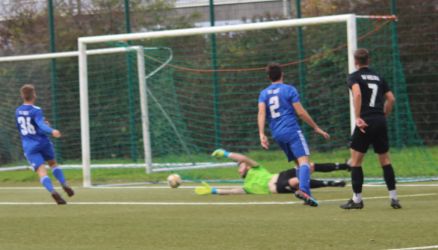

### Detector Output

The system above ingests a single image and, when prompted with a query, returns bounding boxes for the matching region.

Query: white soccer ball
[167,174,182,188]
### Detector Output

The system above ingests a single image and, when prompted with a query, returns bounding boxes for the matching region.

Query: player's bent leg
[36,165,66,205]
[48,160,74,197]
[295,156,318,206]
[377,153,401,209]
[273,172,296,194]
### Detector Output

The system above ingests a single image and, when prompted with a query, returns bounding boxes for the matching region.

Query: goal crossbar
[0,47,142,62]
[78,14,356,44]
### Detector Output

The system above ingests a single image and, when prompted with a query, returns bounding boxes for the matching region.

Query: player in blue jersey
[15,84,74,205]
[258,63,330,207]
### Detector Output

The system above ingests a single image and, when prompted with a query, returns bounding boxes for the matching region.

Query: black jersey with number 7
[347,67,390,119]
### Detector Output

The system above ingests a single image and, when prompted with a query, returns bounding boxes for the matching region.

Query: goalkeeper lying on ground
[196,149,350,195]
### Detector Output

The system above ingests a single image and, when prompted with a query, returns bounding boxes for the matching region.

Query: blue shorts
[24,141,55,170]
[275,130,310,162]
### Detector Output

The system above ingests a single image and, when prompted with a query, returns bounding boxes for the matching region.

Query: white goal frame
[0,46,152,184]
[78,14,359,186]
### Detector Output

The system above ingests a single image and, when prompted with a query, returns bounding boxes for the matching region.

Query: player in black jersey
[340,48,402,209]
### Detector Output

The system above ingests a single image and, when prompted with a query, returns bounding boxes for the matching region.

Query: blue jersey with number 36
[258,83,301,142]
[15,105,54,151]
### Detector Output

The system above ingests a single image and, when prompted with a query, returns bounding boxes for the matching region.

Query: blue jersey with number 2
[258,83,301,142]
[15,105,54,151]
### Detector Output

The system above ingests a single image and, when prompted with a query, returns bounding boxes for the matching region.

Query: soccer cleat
[62,185,75,197]
[328,180,346,187]
[51,192,67,205]
[390,199,402,209]
[295,190,318,207]
[340,199,364,209]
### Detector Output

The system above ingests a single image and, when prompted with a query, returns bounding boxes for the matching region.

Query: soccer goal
[75,15,357,187]
[0,47,151,171]
[76,13,437,186]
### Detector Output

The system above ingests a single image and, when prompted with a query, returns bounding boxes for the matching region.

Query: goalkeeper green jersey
[243,165,275,194]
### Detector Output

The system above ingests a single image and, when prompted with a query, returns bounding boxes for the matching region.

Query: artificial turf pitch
[0,184,437,250]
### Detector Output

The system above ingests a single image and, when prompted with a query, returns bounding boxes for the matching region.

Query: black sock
[337,163,350,170]
[314,163,350,172]
[310,179,327,188]
[313,163,336,172]
[351,167,364,194]
[382,164,396,190]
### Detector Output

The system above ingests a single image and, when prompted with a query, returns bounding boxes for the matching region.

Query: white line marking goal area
[0,193,435,206]
[1,183,438,190]
[387,245,438,250]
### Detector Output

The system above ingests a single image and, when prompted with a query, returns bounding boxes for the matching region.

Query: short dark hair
[20,84,36,102]
[354,48,369,66]
[266,63,283,82]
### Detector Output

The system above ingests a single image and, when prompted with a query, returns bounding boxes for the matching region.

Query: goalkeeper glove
[211,148,230,158]
[195,182,218,195]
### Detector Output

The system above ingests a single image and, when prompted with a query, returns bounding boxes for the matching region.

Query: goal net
[77,14,437,185]
[1,14,436,186]
[0,47,149,169]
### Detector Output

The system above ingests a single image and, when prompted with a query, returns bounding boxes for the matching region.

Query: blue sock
[298,163,311,195]
[52,167,66,186]
[40,176,55,193]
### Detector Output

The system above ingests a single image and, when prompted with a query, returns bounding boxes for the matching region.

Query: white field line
[0,186,239,190]
[1,183,438,190]
[364,184,438,187]
[387,245,438,250]
[0,193,435,206]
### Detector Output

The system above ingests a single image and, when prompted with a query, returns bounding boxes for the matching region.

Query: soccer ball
[167,174,182,188]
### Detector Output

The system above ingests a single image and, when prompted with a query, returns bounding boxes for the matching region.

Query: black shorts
[276,168,298,194]
[350,116,389,154]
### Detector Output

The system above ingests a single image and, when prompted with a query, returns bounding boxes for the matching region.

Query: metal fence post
[209,0,221,148]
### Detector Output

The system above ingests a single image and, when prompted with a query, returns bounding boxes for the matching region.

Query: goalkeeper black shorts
[276,168,297,194]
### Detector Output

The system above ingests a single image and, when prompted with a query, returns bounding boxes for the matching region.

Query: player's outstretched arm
[195,182,246,195]
[257,102,269,149]
[384,91,396,117]
[217,188,247,195]
[211,149,258,167]
[292,102,330,139]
